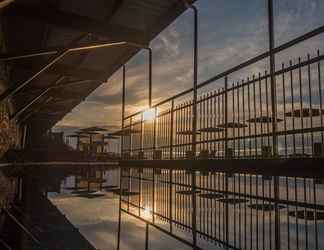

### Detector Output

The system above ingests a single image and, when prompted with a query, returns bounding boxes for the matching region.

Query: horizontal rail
[119,166,324,250]
[121,208,203,250]
[2,209,43,247]
[124,24,324,120]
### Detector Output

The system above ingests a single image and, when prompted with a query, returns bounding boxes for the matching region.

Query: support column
[184,2,199,248]
[267,1,280,250]
[148,48,153,108]
[145,223,149,250]
[117,65,126,250]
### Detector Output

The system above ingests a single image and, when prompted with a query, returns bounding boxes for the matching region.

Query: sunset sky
[54,0,324,135]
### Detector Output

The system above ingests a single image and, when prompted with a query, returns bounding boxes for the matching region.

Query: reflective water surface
[0,165,323,250]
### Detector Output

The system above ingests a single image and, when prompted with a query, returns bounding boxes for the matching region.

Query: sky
[47,1,324,248]
[54,0,324,136]
[50,169,324,250]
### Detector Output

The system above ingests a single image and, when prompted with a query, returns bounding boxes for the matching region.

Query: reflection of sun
[142,207,152,219]
[143,108,157,121]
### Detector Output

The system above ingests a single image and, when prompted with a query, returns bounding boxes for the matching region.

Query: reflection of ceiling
[1,0,195,135]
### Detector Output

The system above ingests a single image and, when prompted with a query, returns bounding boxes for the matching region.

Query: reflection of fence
[122,50,324,160]
[119,164,324,250]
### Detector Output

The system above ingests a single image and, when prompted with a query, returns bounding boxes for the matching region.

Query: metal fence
[122,50,324,160]
[117,2,324,249]
[119,165,324,250]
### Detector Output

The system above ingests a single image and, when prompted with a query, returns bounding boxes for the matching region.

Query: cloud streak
[55,0,324,135]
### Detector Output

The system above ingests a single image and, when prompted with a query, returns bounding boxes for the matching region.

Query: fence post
[140,113,144,159]
[170,99,175,160]
[145,223,149,250]
[224,76,229,249]
[117,65,126,250]
[190,4,199,249]
[267,0,280,249]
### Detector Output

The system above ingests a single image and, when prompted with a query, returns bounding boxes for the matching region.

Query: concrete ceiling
[0,0,195,134]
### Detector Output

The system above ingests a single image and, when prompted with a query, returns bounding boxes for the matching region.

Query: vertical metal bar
[145,223,149,250]
[244,174,247,250]
[267,0,278,156]
[169,169,173,232]
[303,178,309,250]
[294,177,299,250]
[313,179,319,250]
[289,61,296,155]
[285,177,290,250]
[188,4,198,248]
[268,3,280,250]
[265,72,270,147]
[225,77,228,158]
[139,169,142,217]
[149,48,153,108]
[282,64,287,157]
[317,50,324,144]
[253,75,257,157]
[218,90,221,157]
[307,54,314,155]
[170,100,175,159]
[259,73,264,153]
[130,117,133,158]
[152,167,155,224]
[248,77,252,157]
[237,83,241,158]
[298,57,305,155]
[117,64,126,250]
[180,104,184,158]
[243,80,246,158]
[232,83,236,157]
[140,113,144,155]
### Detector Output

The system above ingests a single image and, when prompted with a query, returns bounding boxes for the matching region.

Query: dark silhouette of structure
[0,0,324,250]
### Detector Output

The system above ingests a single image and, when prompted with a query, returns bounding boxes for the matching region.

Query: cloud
[55,0,324,134]
[51,194,192,250]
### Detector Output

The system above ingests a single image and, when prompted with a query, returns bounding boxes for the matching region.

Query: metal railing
[122,49,324,160]
[119,164,324,250]
[117,2,324,250]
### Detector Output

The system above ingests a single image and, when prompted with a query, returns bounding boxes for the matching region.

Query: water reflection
[1,165,323,250]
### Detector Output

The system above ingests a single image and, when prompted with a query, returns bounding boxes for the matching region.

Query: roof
[0,0,195,134]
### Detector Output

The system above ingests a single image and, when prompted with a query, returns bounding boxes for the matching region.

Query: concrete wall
[0,13,20,159]
[0,104,20,158]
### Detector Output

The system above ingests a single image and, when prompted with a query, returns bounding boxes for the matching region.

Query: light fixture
[143,108,156,121]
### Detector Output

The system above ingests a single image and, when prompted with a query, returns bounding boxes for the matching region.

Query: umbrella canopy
[80,126,108,132]
[246,116,283,123]
[249,204,285,211]
[66,134,89,138]
[217,122,248,128]
[198,127,224,133]
[92,141,108,145]
[176,190,201,195]
[285,108,324,117]
[76,131,100,135]
[111,128,141,136]
[104,135,120,139]
[199,193,223,199]
[177,130,201,135]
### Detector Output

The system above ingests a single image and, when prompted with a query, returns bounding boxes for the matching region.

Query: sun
[143,108,157,121]
[141,206,152,219]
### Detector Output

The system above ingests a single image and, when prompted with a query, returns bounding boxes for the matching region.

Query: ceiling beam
[6,3,147,44]
[15,62,108,81]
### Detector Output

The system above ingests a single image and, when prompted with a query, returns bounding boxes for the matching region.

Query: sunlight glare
[142,207,152,219]
[143,108,156,121]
